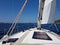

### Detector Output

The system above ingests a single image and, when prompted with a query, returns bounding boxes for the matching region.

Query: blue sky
[0,0,60,23]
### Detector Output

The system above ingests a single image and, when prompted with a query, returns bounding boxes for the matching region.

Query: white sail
[41,0,56,24]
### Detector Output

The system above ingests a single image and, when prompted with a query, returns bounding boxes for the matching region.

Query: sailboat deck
[0,28,60,45]
[10,28,60,45]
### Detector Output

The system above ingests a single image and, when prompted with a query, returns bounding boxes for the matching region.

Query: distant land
[55,20,60,24]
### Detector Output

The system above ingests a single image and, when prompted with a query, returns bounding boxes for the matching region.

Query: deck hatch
[32,32,52,40]
[2,38,18,44]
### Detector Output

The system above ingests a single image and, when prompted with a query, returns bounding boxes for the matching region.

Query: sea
[0,23,60,39]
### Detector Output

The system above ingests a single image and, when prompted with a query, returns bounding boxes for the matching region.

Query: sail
[41,0,56,24]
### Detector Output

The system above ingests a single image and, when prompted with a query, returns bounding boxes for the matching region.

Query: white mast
[37,0,45,29]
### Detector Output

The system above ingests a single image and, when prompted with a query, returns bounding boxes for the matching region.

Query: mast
[37,0,45,30]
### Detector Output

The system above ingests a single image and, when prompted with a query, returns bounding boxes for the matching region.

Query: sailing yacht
[0,0,60,45]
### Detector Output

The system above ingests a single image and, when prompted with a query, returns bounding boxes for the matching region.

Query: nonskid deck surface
[0,28,60,45]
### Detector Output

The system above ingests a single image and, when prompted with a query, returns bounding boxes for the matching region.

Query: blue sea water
[0,23,60,39]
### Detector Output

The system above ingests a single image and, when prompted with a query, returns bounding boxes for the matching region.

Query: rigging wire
[54,24,59,32]
[49,24,59,33]
[7,0,28,36]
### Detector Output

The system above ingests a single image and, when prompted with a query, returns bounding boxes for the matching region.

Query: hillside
[55,20,60,24]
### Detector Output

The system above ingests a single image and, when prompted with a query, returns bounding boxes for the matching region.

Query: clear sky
[0,0,60,23]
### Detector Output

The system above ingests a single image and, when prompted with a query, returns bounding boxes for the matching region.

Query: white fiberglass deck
[0,28,60,45]
[22,29,60,43]
[11,28,60,45]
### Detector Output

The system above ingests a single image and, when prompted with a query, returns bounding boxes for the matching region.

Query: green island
[55,20,60,24]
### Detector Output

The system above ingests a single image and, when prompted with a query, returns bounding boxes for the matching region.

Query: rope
[7,0,28,36]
